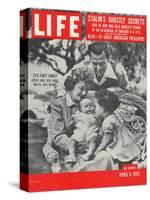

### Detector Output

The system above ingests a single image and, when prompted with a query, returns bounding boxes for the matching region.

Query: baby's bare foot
[82,153,92,161]
[65,155,77,163]
[51,162,61,173]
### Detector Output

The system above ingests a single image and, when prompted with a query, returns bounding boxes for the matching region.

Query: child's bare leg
[47,150,61,172]
[82,136,97,161]
[66,139,77,163]
[69,139,77,158]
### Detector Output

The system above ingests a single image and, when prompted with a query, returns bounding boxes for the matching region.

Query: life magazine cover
[20,8,146,192]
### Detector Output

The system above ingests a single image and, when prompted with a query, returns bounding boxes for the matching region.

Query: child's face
[80,98,95,114]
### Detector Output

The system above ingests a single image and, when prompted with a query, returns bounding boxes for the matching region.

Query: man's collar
[66,92,76,107]
[100,62,118,84]
[89,62,118,85]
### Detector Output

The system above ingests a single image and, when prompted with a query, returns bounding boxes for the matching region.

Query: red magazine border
[20,169,146,192]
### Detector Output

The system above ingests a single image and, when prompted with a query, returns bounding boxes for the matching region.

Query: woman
[42,66,94,171]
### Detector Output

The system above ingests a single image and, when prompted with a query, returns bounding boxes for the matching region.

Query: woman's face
[70,81,87,102]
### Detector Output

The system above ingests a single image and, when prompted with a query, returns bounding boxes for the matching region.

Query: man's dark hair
[96,89,120,113]
[88,42,109,59]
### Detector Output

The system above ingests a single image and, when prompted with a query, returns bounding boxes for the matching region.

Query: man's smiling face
[91,51,108,80]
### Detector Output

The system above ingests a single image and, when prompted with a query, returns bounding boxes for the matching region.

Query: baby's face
[80,98,95,114]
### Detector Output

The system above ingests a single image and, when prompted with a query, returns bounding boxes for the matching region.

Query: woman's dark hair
[64,66,94,91]
[96,89,120,113]
[88,42,109,59]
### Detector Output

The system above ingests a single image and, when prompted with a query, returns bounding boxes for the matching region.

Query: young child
[95,90,143,164]
[66,97,99,163]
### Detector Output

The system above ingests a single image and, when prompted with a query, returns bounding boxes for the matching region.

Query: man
[65,42,129,91]
[88,42,129,90]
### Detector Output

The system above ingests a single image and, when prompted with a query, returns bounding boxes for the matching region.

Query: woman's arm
[43,100,71,160]
[48,101,66,141]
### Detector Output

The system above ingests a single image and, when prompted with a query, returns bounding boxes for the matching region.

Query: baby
[66,97,99,163]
